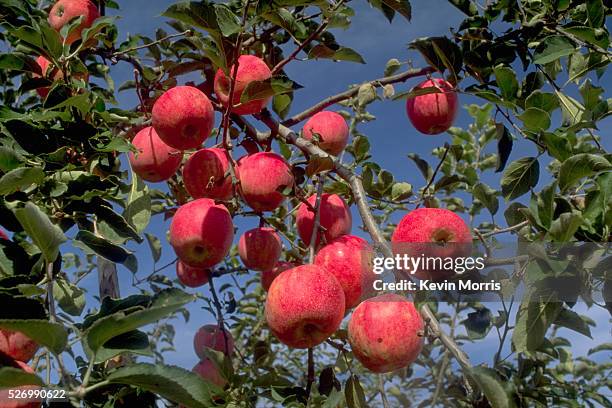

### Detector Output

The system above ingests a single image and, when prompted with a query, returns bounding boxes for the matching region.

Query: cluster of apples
[0,330,41,408]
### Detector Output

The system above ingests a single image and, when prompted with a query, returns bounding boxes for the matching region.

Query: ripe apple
[348,293,424,373]
[406,78,458,135]
[48,0,100,45]
[192,358,227,388]
[183,148,233,201]
[214,55,272,115]
[314,235,375,310]
[302,111,349,156]
[0,330,39,363]
[237,152,294,212]
[238,227,282,271]
[176,261,210,288]
[265,264,345,348]
[152,86,215,150]
[0,360,41,408]
[296,193,352,247]
[34,56,88,99]
[261,261,294,292]
[194,324,234,359]
[391,207,472,280]
[128,126,182,183]
[169,198,234,268]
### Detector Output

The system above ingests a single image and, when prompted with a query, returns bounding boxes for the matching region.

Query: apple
[0,330,39,363]
[48,0,100,44]
[314,235,375,310]
[214,55,272,115]
[0,229,8,240]
[182,148,233,201]
[302,111,349,156]
[261,261,294,292]
[237,152,294,212]
[391,207,472,280]
[152,86,215,150]
[169,198,234,268]
[348,293,424,373]
[176,261,210,288]
[0,360,41,408]
[265,264,345,348]
[34,56,88,99]
[296,193,352,247]
[194,324,234,359]
[406,78,458,135]
[192,358,227,388]
[128,126,182,183]
[238,227,282,271]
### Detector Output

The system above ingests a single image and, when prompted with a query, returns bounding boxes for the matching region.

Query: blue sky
[64,0,611,386]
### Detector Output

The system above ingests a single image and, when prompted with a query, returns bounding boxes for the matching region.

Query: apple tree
[0,0,610,407]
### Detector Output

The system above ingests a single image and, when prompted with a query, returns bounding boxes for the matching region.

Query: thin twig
[306,347,315,398]
[378,374,390,408]
[416,143,450,208]
[271,22,328,75]
[111,30,192,57]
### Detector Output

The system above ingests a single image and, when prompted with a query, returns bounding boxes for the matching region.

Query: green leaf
[53,278,86,316]
[0,147,23,172]
[495,123,513,173]
[548,211,583,241]
[0,167,44,195]
[473,182,499,215]
[555,91,584,126]
[94,330,153,363]
[0,319,68,354]
[14,202,67,263]
[356,83,377,106]
[501,157,540,200]
[558,153,611,192]
[525,91,559,113]
[107,363,221,408]
[381,0,411,21]
[535,182,556,229]
[272,93,292,120]
[344,375,367,408]
[494,65,519,100]
[85,288,194,354]
[240,77,301,103]
[145,233,162,263]
[0,367,44,388]
[124,172,151,233]
[533,36,575,65]
[75,230,131,263]
[517,108,551,131]
[213,4,240,36]
[467,367,515,408]
[461,308,492,340]
[407,153,433,181]
[409,37,462,78]
[384,58,401,76]
[554,308,592,338]
[391,182,413,201]
[308,45,366,64]
[586,0,604,27]
[512,297,561,353]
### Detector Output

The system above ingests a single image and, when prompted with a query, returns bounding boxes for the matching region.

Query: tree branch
[282,67,435,126]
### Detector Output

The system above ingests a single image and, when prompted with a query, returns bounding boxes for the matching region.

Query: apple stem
[305,347,315,399]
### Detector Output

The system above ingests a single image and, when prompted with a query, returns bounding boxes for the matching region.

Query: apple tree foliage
[0,0,610,407]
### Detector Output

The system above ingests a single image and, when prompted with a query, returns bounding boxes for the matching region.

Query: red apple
[314,235,375,310]
[406,78,458,135]
[391,207,472,280]
[169,198,234,268]
[192,358,227,388]
[48,0,100,45]
[0,229,8,240]
[128,126,182,183]
[33,56,88,99]
[237,152,294,212]
[152,86,215,150]
[0,330,39,363]
[348,294,423,373]
[194,324,234,359]
[296,193,352,247]
[0,360,41,408]
[214,55,272,115]
[302,111,349,156]
[182,148,233,201]
[265,264,345,348]
[176,261,210,288]
[238,227,282,271]
[261,261,294,292]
